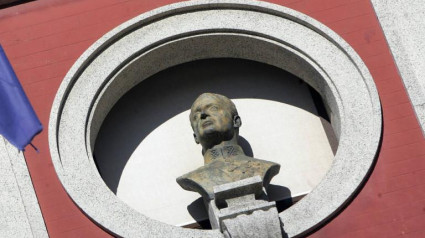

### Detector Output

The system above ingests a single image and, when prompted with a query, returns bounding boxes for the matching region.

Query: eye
[210,105,219,111]
[192,112,200,120]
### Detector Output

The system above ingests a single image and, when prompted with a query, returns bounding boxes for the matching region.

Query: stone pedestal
[206,176,282,238]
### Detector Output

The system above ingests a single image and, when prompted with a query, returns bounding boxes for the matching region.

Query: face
[190,95,236,146]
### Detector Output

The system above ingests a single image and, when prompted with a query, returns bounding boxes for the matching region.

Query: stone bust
[176,93,280,200]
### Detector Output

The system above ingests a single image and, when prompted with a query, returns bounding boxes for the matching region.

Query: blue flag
[0,45,42,151]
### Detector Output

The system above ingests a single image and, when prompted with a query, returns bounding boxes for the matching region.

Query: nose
[200,111,208,119]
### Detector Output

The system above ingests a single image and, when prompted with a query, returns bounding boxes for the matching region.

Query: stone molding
[372,0,425,136]
[0,137,48,238]
[49,1,382,237]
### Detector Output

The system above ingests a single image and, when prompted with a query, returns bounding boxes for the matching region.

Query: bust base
[206,176,283,238]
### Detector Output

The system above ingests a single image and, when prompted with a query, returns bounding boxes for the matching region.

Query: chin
[202,130,216,137]
[201,128,222,139]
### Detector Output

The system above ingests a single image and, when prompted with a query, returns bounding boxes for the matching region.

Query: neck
[203,141,245,164]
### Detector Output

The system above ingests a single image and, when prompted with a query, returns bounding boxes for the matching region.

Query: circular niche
[94,58,338,227]
[49,1,382,237]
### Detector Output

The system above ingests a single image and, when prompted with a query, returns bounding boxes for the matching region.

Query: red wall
[0,0,424,237]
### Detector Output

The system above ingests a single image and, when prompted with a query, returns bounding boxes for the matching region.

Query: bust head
[178,93,280,200]
[190,93,241,152]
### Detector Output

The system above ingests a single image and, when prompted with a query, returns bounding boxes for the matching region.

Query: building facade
[0,0,424,237]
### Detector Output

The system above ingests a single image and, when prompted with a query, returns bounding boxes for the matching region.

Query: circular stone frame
[49,1,382,237]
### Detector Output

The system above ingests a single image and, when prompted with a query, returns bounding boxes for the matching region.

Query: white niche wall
[94,58,336,226]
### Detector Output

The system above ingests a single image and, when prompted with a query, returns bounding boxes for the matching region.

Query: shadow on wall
[94,58,327,194]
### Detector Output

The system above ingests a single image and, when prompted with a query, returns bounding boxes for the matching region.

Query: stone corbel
[206,176,282,238]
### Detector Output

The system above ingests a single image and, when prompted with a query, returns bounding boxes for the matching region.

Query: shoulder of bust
[176,164,213,199]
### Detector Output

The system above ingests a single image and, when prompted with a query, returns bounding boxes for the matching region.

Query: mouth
[201,120,213,128]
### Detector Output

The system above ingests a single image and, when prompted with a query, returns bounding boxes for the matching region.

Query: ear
[233,115,242,128]
[193,133,200,144]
